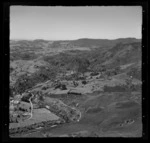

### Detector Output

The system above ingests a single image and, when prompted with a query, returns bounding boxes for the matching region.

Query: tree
[10,67,14,73]
[78,59,90,76]
[71,56,90,76]
[99,65,106,73]
[39,95,44,102]
[9,87,15,97]
[114,66,120,75]
[14,74,35,94]
[37,65,58,81]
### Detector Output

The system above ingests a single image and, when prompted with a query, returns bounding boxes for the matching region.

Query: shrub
[90,72,99,76]
[39,95,44,101]
[82,80,87,85]
[61,84,67,90]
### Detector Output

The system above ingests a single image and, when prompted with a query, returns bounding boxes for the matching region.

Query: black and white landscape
[9,6,142,137]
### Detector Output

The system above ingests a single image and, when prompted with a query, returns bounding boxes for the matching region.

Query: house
[66,70,75,76]
[18,101,31,112]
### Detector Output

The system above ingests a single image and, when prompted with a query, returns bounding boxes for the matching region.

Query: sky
[10,6,142,40]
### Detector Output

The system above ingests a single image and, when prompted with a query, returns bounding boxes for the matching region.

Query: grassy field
[9,108,59,129]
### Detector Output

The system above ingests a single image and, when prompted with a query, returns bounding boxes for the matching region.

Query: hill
[70,38,141,48]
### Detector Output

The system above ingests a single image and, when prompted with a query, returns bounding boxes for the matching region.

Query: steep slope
[89,42,141,71]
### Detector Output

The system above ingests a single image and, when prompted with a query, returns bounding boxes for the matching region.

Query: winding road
[27,93,34,120]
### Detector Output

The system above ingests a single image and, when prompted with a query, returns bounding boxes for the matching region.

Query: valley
[9,38,142,137]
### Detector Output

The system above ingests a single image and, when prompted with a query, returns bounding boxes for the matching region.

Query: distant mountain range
[10,37,141,54]
[10,37,141,43]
